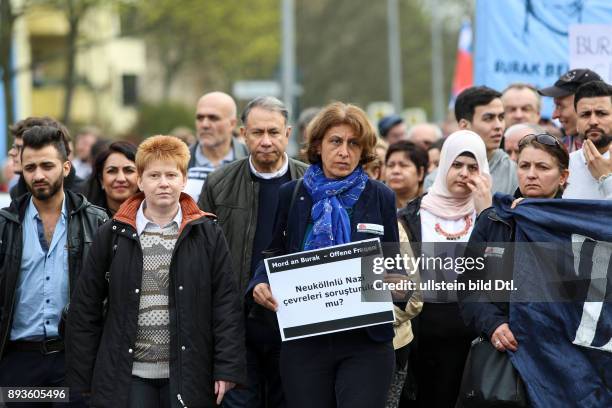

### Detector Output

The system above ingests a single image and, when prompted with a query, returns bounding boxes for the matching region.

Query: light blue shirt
[11,195,69,341]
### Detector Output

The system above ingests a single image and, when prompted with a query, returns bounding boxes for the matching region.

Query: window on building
[122,74,138,106]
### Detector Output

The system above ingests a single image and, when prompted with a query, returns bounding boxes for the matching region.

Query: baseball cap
[378,114,403,138]
[538,68,602,98]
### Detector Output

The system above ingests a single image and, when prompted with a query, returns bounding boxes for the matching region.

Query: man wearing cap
[539,68,602,153]
[378,114,408,144]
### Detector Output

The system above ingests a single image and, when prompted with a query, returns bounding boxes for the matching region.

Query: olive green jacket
[199,157,308,295]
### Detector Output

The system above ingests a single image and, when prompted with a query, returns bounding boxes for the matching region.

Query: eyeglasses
[518,133,564,149]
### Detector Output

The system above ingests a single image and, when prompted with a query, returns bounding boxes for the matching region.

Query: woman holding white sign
[397,130,493,407]
[250,102,401,408]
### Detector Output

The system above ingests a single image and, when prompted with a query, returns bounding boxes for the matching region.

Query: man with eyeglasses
[199,96,307,408]
[563,80,612,199]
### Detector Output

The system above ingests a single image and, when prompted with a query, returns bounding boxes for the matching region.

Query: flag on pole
[449,20,473,108]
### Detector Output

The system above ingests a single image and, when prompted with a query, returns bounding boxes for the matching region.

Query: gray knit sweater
[132,222,179,379]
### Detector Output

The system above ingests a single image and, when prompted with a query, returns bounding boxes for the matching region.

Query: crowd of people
[0,67,611,408]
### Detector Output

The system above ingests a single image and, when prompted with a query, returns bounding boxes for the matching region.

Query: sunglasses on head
[518,133,563,149]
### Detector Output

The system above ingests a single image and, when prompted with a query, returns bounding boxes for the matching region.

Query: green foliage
[296,0,468,119]
[122,0,280,96]
[132,101,194,140]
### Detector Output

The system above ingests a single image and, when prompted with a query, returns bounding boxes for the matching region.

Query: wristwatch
[598,172,612,183]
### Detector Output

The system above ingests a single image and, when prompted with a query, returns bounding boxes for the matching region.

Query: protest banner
[265,238,395,341]
[569,24,612,83]
[474,0,612,117]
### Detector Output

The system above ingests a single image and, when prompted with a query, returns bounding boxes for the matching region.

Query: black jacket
[0,191,108,357]
[65,193,246,408]
[457,190,563,339]
[397,195,423,243]
[199,157,308,295]
[457,206,514,339]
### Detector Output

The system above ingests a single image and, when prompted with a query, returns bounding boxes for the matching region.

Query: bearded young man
[563,80,612,199]
[0,126,107,406]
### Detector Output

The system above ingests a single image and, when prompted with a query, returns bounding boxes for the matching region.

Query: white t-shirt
[563,149,612,200]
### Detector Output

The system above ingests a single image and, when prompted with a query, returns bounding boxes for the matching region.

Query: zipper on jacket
[0,223,23,354]
[242,181,255,288]
[176,393,187,407]
[169,222,197,404]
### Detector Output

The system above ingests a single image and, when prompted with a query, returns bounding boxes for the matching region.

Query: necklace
[434,215,472,240]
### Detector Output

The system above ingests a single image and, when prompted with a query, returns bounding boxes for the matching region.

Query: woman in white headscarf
[397,130,492,408]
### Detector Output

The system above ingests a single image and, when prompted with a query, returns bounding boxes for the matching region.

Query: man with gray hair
[186,91,249,202]
[503,123,545,162]
[407,122,443,150]
[501,83,541,127]
[199,96,308,407]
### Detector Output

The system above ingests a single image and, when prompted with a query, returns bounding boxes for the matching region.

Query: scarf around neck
[303,163,368,250]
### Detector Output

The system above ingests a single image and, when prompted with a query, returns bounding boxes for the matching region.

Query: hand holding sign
[254,283,278,312]
[265,239,396,341]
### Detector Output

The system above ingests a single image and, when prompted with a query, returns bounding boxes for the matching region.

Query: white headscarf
[420,130,490,220]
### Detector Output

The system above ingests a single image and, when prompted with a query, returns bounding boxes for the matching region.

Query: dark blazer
[457,207,514,339]
[249,177,400,342]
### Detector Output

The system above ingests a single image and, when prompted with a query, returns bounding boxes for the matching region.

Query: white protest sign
[569,24,612,83]
[265,238,395,341]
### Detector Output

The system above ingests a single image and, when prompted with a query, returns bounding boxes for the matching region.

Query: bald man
[503,123,545,162]
[185,91,249,201]
[407,123,442,150]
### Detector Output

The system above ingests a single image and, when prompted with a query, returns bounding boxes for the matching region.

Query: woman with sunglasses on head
[457,133,570,407]
[397,130,493,408]
[458,132,569,357]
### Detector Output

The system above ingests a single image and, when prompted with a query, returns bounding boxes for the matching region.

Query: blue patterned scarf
[303,163,368,250]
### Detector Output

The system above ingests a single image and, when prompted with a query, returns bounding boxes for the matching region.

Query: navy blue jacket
[249,178,400,342]
[457,206,514,339]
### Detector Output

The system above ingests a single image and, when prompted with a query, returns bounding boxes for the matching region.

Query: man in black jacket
[0,126,108,403]
[200,96,307,408]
